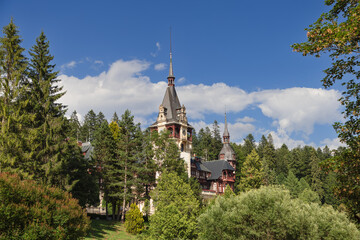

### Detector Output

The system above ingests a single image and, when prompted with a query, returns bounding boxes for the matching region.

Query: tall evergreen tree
[80,109,97,142]
[242,134,256,157]
[118,110,143,221]
[0,19,28,174]
[210,120,222,160]
[237,149,264,192]
[93,120,117,219]
[68,110,81,140]
[26,31,69,185]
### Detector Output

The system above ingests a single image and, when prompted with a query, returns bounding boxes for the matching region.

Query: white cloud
[61,60,77,69]
[252,88,342,135]
[178,83,252,119]
[60,59,165,119]
[190,120,255,143]
[94,60,104,65]
[151,42,161,57]
[237,116,255,123]
[178,77,186,83]
[154,63,167,71]
[320,137,346,150]
[59,58,343,148]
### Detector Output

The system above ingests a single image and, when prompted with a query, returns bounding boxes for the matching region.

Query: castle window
[181,144,184,152]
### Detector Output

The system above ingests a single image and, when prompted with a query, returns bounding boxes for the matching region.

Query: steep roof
[203,160,235,180]
[219,143,236,160]
[161,85,181,121]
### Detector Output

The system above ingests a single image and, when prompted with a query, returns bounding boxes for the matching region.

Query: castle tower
[149,40,193,177]
[219,113,236,169]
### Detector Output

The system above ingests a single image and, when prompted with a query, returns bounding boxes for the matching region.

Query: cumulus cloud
[60,59,165,118]
[252,88,342,135]
[59,58,343,148]
[154,63,167,71]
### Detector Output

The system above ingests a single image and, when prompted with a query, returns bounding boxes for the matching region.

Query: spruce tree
[237,149,264,192]
[80,109,97,142]
[26,31,69,185]
[118,110,143,221]
[68,110,81,140]
[93,120,117,219]
[0,19,28,174]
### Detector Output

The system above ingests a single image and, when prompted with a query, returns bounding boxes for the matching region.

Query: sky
[0,0,345,149]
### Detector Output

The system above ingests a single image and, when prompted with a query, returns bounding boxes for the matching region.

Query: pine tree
[262,134,276,185]
[210,120,222,160]
[26,31,69,185]
[242,134,256,157]
[68,110,81,140]
[93,120,117,219]
[80,109,97,142]
[284,171,300,197]
[237,149,264,192]
[0,19,28,174]
[118,110,143,221]
[309,149,324,199]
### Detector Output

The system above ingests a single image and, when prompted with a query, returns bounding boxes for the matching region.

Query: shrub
[0,173,90,240]
[198,186,360,240]
[125,203,144,234]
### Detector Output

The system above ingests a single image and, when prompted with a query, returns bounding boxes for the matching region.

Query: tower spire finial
[168,27,175,86]
[223,111,230,142]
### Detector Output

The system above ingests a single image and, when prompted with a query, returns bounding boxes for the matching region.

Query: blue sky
[0,1,344,149]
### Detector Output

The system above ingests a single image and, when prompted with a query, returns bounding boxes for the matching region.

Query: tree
[148,171,200,240]
[198,186,360,240]
[125,203,144,235]
[0,19,28,175]
[68,110,81,140]
[151,130,187,179]
[210,120,223,159]
[237,149,264,192]
[242,134,256,157]
[26,31,70,185]
[80,109,97,142]
[118,110,143,221]
[93,120,117,219]
[284,170,300,197]
[292,0,360,220]
[0,172,90,239]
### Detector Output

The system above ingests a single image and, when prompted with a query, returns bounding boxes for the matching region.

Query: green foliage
[224,184,235,198]
[0,172,90,240]
[192,121,223,161]
[237,149,264,192]
[125,203,144,235]
[151,130,187,178]
[148,171,200,240]
[292,0,360,219]
[198,186,360,240]
[0,19,29,175]
[284,170,301,197]
[299,188,321,204]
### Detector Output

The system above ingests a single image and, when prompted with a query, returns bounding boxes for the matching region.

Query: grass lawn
[85,219,136,240]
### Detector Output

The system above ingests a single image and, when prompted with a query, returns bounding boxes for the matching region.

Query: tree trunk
[105,201,108,220]
[121,144,128,222]
[112,201,116,220]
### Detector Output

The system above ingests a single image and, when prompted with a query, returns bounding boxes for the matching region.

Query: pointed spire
[168,27,175,86]
[223,112,230,143]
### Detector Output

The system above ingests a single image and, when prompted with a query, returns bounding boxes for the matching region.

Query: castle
[150,46,236,195]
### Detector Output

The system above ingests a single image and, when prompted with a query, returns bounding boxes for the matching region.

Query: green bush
[0,173,90,240]
[125,203,144,234]
[198,186,360,240]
